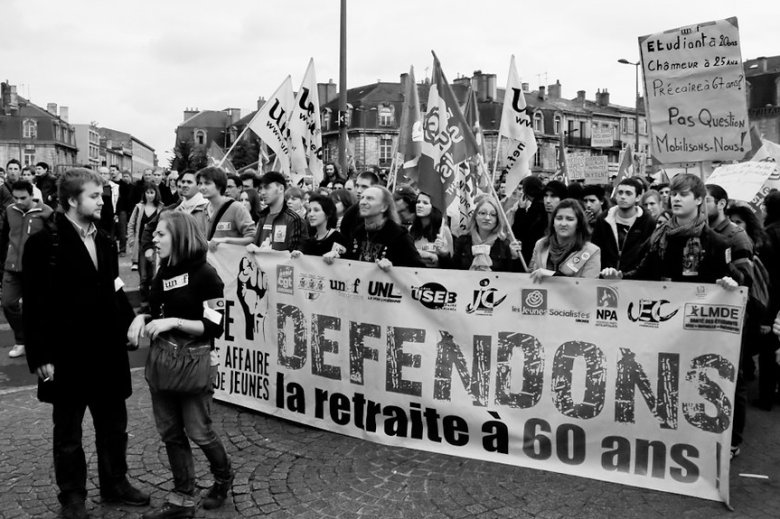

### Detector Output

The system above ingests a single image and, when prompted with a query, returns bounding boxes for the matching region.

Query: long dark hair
[307,194,338,230]
[410,192,443,242]
[542,198,591,250]
[726,203,766,249]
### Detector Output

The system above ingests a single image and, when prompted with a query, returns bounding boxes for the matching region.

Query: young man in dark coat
[22,168,149,519]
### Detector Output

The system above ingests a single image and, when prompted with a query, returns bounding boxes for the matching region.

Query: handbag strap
[207,199,235,240]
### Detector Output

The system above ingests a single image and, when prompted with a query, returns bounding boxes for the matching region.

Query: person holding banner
[446,195,523,272]
[529,198,601,280]
[128,211,231,519]
[294,194,346,256]
[197,167,256,251]
[510,176,547,265]
[246,172,307,253]
[410,191,452,268]
[326,186,423,270]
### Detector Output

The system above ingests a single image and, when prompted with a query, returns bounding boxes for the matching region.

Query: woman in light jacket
[530,198,601,281]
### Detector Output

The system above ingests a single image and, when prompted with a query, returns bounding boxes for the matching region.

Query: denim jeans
[2,271,23,344]
[52,398,129,504]
[151,390,230,498]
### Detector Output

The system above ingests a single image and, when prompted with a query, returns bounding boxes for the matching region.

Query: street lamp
[617,58,640,153]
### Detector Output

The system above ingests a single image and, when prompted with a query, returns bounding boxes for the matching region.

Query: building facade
[745,55,780,144]
[0,82,77,172]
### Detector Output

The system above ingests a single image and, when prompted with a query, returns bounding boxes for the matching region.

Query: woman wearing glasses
[529,198,601,281]
[446,195,523,272]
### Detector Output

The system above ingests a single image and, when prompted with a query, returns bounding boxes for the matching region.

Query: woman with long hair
[294,194,347,256]
[238,188,262,223]
[447,195,522,272]
[410,191,452,267]
[127,211,231,519]
[530,198,601,280]
[726,203,767,251]
[127,182,163,306]
[328,188,354,228]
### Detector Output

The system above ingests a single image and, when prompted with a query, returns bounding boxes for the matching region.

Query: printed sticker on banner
[683,303,742,334]
[216,222,232,231]
[595,286,619,328]
[467,278,506,315]
[627,298,679,328]
[276,265,294,295]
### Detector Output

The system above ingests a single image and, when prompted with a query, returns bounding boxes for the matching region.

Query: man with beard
[22,168,149,519]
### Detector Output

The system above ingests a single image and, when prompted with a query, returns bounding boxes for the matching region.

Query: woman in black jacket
[128,211,231,519]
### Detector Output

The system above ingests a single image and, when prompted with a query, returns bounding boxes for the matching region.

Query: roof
[15,95,73,127]
[179,110,232,129]
[745,56,780,77]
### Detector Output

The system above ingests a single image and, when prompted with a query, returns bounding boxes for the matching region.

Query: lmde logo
[411,282,457,310]
[627,299,679,328]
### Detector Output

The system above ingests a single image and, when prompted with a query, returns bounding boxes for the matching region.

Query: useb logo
[683,303,742,334]
[520,288,546,316]
[411,282,457,310]
[627,299,678,328]
[276,265,294,295]
[467,278,506,315]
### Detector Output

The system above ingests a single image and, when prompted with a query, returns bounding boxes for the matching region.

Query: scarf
[177,192,207,214]
[649,212,707,261]
[546,235,576,271]
[469,228,500,271]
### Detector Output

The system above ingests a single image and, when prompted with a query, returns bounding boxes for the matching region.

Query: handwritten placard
[705,161,777,202]
[568,154,609,184]
[639,17,749,164]
[591,128,614,148]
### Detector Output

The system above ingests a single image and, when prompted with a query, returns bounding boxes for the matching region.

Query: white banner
[210,246,745,504]
[639,17,749,164]
[498,55,537,194]
[289,58,323,186]
[248,76,294,175]
[705,161,777,201]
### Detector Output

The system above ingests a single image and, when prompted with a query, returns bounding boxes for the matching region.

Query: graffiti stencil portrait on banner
[208,246,746,505]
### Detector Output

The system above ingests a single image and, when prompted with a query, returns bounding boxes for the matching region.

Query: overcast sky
[2,0,777,165]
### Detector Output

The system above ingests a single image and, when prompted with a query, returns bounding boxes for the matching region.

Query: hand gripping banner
[209,246,746,504]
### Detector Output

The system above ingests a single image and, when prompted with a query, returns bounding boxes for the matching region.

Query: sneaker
[141,502,195,519]
[730,446,741,459]
[8,344,25,358]
[131,263,138,271]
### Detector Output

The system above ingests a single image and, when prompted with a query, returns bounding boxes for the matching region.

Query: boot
[201,474,234,510]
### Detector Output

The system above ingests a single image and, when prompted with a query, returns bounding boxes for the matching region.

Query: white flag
[247,76,294,175]
[499,55,537,194]
[289,58,324,186]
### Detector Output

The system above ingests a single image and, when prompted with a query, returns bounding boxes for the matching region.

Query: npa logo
[627,299,679,328]
[411,282,457,310]
[367,280,402,303]
[595,286,618,328]
[298,272,325,300]
[276,265,294,295]
[467,278,507,315]
[329,277,362,298]
[519,289,546,316]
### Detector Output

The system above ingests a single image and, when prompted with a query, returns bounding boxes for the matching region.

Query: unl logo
[627,299,679,324]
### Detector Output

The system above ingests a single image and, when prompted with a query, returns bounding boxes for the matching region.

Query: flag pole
[491,133,502,187]
[476,153,528,272]
[218,124,252,168]
[387,137,400,191]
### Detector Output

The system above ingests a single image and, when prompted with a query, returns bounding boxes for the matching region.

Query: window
[533,112,543,133]
[345,104,353,127]
[622,118,628,133]
[194,129,206,146]
[533,148,542,168]
[579,121,587,138]
[23,119,37,139]
[379,136,393,165]
[627,118,636,134]
[322,109,331,131]
[322,146,331,163]
[639,118,647,135]
[553,115,561,135]
[24,151,35,166]
[378,105,394,127]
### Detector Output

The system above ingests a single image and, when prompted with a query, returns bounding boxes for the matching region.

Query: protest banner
[247,76,295,175]
[705,161,777,202]
[639,17,749,164]
[591,128,614,148]
[567,154,609,184]
[210,246,744,504]
[289,58,324,186]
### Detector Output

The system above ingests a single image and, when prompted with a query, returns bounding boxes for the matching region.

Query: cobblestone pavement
[1,371,780,519]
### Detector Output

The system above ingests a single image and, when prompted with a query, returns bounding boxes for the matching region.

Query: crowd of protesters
[3,156,780,518]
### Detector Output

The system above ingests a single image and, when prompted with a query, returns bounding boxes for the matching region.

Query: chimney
[317,80,338,105]
[597,89,610,107]
[183,107,199,122]
[59,106,69,122]
[485,73,497,101]
[47,103,58,115]
[547,80,561,99]
[759,56,768,72]
[538,85,546,100]
[521,82,530,93]
[576,90,586,105]
[224,107,241,124]
[256,97,266,111]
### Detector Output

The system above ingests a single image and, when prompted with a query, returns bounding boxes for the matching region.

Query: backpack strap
[207,200,234,240]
